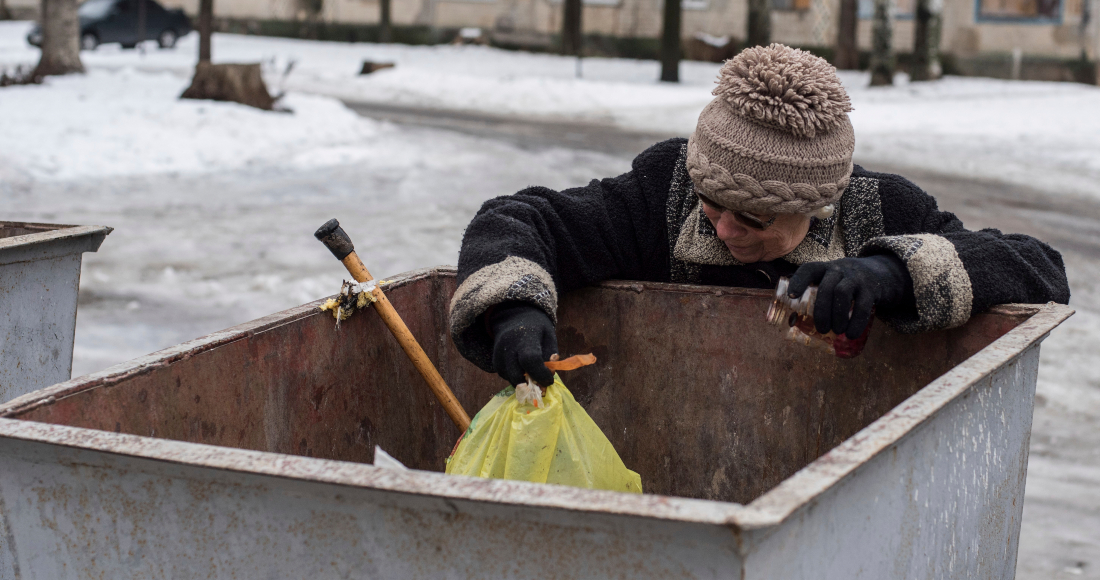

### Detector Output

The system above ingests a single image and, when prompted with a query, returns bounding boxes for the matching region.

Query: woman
[449,44,1070,386]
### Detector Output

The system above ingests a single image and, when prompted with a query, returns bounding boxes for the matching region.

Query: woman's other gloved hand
[487,302,557,387]
[787,254,915,340]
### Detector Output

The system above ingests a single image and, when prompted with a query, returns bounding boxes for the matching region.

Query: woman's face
[699,195,812,264]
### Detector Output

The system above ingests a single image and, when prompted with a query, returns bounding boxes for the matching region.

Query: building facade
[10,0,1099,67]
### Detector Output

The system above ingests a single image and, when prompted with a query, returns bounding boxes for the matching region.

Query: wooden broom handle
[315,219,471,432]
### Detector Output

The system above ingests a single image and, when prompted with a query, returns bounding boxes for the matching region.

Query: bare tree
[198,0,213,62]
[835,0,859,70]
[747,0,771,48]
[868,0,894,86]
[911,0,942,80]
[561,0,582,55]
[137,0,146,47]
[34,0,84,76]
[379,0,392,43]
[660,0,682,82]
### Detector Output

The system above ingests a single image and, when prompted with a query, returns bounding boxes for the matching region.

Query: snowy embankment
[4,20,1100,200]
[0,69,381,180]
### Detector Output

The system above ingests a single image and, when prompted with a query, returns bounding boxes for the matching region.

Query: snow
[5,21,1100,200]
[1,22,1099,577]
[278,46,1100,205]
[693,32,732,48]
[0,68,380,180]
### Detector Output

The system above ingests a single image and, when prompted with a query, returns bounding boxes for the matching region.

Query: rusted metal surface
[555,281,1035,504]
[0,222,112,403]
[0,267,1073,578]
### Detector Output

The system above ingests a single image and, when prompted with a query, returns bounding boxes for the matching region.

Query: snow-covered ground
[0,69,382,180]
[1,21,1099,578]
[4,20,1100,200]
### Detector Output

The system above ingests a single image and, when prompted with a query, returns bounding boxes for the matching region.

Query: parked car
[26,0,192,50]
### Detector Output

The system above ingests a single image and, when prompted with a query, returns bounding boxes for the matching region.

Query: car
[26,0,192,50]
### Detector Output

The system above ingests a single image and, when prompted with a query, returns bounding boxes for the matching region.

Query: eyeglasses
[695,189,777,231]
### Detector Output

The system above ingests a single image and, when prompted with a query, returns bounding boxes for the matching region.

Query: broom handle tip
[315,219,355,261]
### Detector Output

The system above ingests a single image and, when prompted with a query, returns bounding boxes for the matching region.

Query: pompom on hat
[687,44,855,216]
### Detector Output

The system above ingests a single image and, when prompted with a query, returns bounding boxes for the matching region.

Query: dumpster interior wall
[3,268,1034,505]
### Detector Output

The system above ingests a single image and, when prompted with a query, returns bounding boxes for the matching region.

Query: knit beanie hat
[687,44,855,216]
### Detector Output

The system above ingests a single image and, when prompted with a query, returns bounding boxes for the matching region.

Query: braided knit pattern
[686,140,849,214]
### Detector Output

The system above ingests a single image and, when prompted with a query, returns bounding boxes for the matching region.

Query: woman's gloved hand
[787,254,914,340]
[487,302,558,387]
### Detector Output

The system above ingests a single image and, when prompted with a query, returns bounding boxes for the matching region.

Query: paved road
[346,100,1100,580]
[342,101,679,156]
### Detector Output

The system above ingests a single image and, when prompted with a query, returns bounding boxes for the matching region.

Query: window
[545,0,622,6]
[78,0,117,18]
[976,0,1061,21]
[771,0,810,11]
[857,0,914,19]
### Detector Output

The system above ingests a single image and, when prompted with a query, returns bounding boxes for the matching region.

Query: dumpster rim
[0,267,1074,532]
[0,222,112,264]
[0,222,113,248]
[0,417,752,526]
[738,300,1074,529]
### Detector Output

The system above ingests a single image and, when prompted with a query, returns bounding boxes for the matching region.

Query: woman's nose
[714,212,749,240]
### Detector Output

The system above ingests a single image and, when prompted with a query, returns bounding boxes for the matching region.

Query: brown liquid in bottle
[765,277,872,359]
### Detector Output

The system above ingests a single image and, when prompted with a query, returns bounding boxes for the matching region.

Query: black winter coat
[450,138,1070,372]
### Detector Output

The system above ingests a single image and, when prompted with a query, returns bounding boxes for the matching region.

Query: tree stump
[683,33,737,63]
[359,61,395,75]
[180,62,275,111]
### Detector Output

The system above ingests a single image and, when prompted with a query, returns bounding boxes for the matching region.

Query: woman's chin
[726,245,763,264]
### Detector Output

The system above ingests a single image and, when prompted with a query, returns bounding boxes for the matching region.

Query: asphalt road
[345,99,1100,580]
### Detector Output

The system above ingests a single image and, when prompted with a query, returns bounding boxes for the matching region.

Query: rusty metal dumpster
[0,222,111,404]
[0,266,1073,579]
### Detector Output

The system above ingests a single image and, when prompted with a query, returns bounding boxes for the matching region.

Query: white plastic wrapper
[514,376,545,408]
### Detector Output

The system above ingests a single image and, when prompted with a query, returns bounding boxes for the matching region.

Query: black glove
[487,302,558,386]
[787,254,914,340]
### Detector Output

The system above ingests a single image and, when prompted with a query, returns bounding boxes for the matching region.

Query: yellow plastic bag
[446,375,642,494]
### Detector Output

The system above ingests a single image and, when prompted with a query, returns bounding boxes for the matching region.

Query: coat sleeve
[449,139,683,371]
[857,171,1070,333]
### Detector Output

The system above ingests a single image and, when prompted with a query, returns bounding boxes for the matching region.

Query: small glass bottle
[765,277,872,359]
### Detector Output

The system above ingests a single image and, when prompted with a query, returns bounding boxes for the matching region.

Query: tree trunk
[660,0,681,82]
[911,0,942,80]
[0,0,12,21]
[137,0,146,47]
[869,0,894,86]
[198,0,213,62]
[379,0,392,43]
[747,0,771,48]
[835,0,859,70]
[34,0,83,76]
[561,0,582,55]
